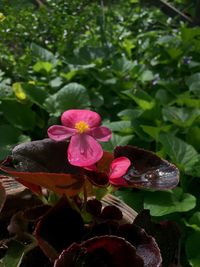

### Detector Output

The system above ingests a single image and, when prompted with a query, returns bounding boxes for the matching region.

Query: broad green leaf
[44,83,90,116]
[0,124,20,160]
[30,43,57,65]
[22,84,48,107]
[159,133,199,172]
[139,70,154,82]
[186,73,200,88]
[186,232,200,267]
[175,92,200,108]
[114,189,144,212]
[112,56,135,74]
[186,212,200,232]
[0,100,36,131]
[186,127,200,151]
[102,133,133,152]
[123,89,155,110]
[117,108,143,120]
[189,81,200,96]
[33,61,53,73]
[162,107,200,128]
[103,121,133,134]
[144,188,196,216]
[2,240,26,267]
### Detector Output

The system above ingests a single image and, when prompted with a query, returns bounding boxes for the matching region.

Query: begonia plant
[0,109,180,267]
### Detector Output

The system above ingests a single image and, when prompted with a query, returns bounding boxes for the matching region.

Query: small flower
[109,156,131,186]
[48,109,112,167]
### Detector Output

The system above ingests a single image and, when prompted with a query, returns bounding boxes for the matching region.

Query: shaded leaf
[162,107,200,128]
[54,235,144,267]
[118,224,162,267]
[0,100,36,131]
[2,240,25,267]
[0,139,84,196]
[44,83,90,116]
[186,231,200,267]
[144,187,196,216]
[0,181,6,212]
[134,210,181,267]
[159,133,199,172]
[35,197,84,261]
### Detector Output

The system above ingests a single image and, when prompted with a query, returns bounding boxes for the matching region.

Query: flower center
[75,121,89,134]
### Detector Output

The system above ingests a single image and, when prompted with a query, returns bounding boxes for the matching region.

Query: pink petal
[68,134,103,167]
[83,164,97,171]
[48,125,75,141]
[61,109,101,128]
[109,157,131,186]
[89,126,112,142]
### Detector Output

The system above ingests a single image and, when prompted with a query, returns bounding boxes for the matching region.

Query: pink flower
[48,109,112,167]
[109,157,131,186]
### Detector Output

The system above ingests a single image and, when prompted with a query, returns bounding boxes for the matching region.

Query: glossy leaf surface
[114,146,179,189]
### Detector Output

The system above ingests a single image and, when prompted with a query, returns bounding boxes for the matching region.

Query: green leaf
[186,231,200,267]
[102,133,133,152]
[0,100,36,131]
[114,189,144,212]
[141,125,160,141]
[30,43,57,64]
[23,84,48,107]
[186,127,200,151]
[144,188,196,216]
[162,107,200,128]
[44,83,90,116]
[159,133,199,172]
[2,240,26,267]
[103,121,133,134]
[139,70,154,82]
[123,89,155,110]
[186,212,200,232]
[0,125,21,160]
[33,61,53,73]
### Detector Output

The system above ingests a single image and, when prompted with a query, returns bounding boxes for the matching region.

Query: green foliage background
[0,0,200,266]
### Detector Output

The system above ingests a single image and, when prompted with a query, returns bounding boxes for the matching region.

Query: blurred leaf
[23,84,48,107]
[0,100,36,130]
[33,61,53,73]
[139,70,154,82]
[30,43,57,65]
[12,82,26,101]
[2,240,26,267]
[114,188,144,212]
[186,231,200,267]
[44,83,90,116]
[123,89,155,110]
[144,188,196,216]
[103,121,133,134]
[102,133,133,152]
[0,124,20,160]
[162,107,200,128]
[159,133,199,172]
[186,127,200,151]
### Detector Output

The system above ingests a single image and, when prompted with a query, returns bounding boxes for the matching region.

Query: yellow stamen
[75,121,89,134]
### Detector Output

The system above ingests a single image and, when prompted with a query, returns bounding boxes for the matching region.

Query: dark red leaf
[54,235,144,267]
[35,197,84,261]
[0,181,6,213]
[134,210,181,267]
[117,223,162,267]
[0,139,84,196]
[114,146,179,189]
